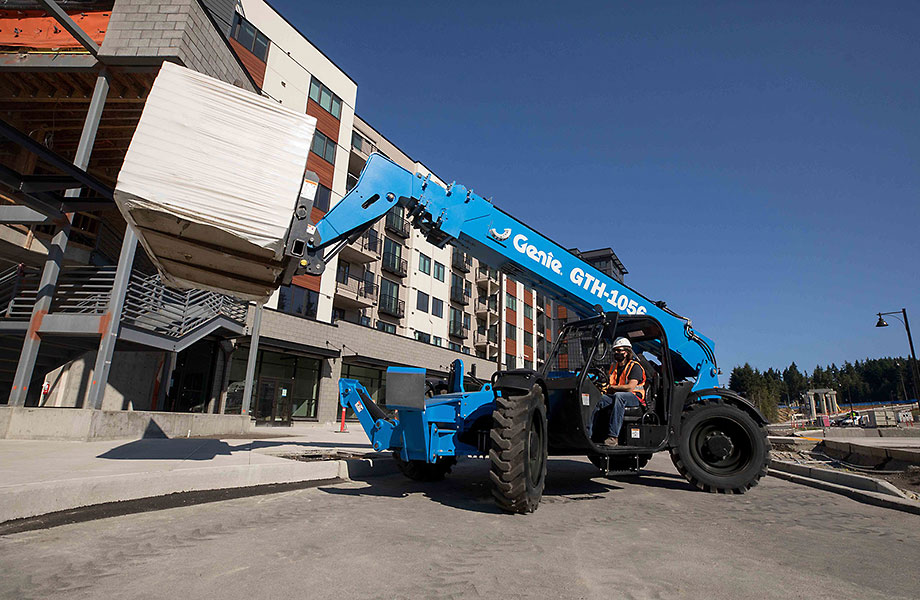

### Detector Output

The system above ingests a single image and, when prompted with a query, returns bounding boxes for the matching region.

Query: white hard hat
[612,337,632,350]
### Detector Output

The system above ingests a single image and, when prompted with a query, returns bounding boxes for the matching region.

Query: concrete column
[8,69,110,405]
[807,393,816,420]
[830,391,840,413]
[316,356,343,425]
[87,226,137,409]
[241,303,263,416]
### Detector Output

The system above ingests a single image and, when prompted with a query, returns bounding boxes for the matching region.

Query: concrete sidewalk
[0,424,381,524]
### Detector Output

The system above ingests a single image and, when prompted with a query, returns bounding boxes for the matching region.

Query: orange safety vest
[609,359,646,404]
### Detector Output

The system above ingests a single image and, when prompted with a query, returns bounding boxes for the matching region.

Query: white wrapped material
[114,61,317,301]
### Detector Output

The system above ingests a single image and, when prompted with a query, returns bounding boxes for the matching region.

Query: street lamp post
[876,309,920,417]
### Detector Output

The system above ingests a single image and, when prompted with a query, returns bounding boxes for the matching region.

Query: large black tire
[489,385,548,513]
[670,399,770,493]
[588,453,651,473]
[393,452,455,482]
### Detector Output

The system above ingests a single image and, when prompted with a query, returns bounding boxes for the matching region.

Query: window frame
[416,290,429,313]
[308,76,343,119]
[311,130,336,165]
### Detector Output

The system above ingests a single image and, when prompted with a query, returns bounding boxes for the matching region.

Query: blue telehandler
[286,154,770,513]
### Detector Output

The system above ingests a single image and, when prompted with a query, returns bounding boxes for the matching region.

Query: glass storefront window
[225,346,321,420]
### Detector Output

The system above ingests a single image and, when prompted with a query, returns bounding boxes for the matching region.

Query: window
[449,306,461,323]
[309,76,342,119]
[524,304,533,320]
[449,342,461,352]
[451,273,463,289]
[463,313,471,329]
[231,14,270,61]
[462,347,471,355]
[433,261,445,282]
[415,331,431,344]
[505,322,517,340]
[332,308,345,322]
[524,331,534,347]
[464,281,472,296]
[432,336,442,347]
[417,290,429,313]
[351,131,363,152]
[418,253,431,275]
[383,237,402,259]
[524,359,533,370]
[311,131,336,164]
[376,321,396,334]
[431,297,444,318]
[506,295,517,311]
[278,285,318,319]
[506,354,516,369]
[336,260,350,284]
[313,184,332,212]
[380,277,399,300]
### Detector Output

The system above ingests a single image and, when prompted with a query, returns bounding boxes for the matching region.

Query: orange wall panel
[291,274,321,293]
[228,37,265,89]
[506,308,516,322]
[306,98,340,142]
[307,152,334,189]
[0,10,108,48]
[505,279,516,295]
[505,338,517,355]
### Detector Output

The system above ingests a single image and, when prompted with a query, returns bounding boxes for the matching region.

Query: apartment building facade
[0,0,627,438]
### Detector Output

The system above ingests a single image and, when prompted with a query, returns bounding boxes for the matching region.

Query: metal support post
[901,309,920,414]
[86,226,137,409]
[240,303,263,417]
[8,69,109,405]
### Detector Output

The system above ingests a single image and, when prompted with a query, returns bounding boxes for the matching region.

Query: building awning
[255,336,340,359]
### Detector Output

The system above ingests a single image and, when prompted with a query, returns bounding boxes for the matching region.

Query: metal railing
[335,272,377,299]
[474,328,497,345]
[0,264,40,319]
[122,272,248,338]
[476,265,499,283]
[378,294,405,318]
[385,212,409,238]
[450,285,470,305]
[381,251,407,277]
[449,320,468,339]
[452,250,472,272]
[348,230,381,256]
[49,265,117,314]
[475,296,498,313]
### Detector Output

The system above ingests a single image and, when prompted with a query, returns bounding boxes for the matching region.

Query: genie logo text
[511,233,647,315]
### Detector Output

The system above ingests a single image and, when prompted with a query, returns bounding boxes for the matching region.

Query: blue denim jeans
[590,392,642,439]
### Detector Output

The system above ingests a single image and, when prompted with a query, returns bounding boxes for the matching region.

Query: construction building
[0,0,626,438]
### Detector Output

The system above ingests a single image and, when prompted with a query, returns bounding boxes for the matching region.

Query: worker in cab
[591,337,646,447]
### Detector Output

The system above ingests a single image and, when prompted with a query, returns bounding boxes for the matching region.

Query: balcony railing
[474,328,498,345]
[476,265,499,283]
[450,285,470,305]
[452,250,472,272]
[378,294,405,318]
[385,212,409,238]
[336,272,377,299]
[475,296,498,313]
[381,251,408,277]
[449,320,468,339]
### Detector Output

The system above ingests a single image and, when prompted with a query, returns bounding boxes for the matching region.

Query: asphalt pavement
[1,453,917,600]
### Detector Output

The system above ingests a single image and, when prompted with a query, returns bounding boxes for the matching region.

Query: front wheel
[489,384,548,513]
[670,399,770,493]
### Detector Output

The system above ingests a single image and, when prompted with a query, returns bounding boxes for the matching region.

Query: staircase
[0,264,248,403]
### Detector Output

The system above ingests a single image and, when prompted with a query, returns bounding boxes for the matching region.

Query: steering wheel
[585,367,609,390]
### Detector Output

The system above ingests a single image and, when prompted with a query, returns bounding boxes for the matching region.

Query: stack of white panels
[114,61,317,302]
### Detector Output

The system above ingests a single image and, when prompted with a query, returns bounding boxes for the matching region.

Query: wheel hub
[704,432,734,460]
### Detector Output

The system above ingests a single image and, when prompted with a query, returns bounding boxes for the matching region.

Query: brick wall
[100,0,255,90]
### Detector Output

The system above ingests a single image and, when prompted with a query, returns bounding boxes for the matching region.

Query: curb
[0,456,398,525]
[769,459,908,498]
[768,469,920,516]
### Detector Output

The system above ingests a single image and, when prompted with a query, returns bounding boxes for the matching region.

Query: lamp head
[876,314,889,328]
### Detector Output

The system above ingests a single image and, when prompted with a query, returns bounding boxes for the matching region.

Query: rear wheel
[393,452,455,482]
[588,453,651,473]
[489,385,547,513]
[671,399,769,493]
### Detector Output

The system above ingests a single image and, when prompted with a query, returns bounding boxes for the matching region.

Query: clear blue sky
[273,1,919,376]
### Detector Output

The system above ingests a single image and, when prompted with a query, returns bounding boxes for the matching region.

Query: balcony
[473,328,498,348]
[385,212,410,238]
[449,320,468,339]
[450,285,470,305]
[474,295,498,320]
[378,294,405,318]
[381,251,408,277]
[452,250,472,272]
[334,272,377,309]
[475,265,500,294]
[339,230,381,264]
